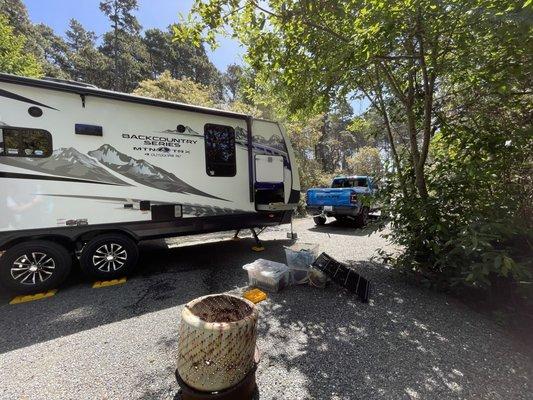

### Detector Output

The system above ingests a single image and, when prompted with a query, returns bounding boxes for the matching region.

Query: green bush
[380,116,532,291]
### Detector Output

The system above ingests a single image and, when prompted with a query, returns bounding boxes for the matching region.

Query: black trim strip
[0,88,58,110]
[289,189,301,203]
[247,116,254,203]
[0,172,127,185]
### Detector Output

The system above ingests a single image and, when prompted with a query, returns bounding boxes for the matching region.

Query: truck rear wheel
[354,207,369,228]
[79,234,139,279]
[0,240,72,295]
[313,216,327,226]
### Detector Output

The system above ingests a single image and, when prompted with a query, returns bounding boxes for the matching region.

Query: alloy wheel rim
[92,243,127,272]
[11,252,56,285]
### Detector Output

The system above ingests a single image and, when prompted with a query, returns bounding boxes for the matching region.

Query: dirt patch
[189,295,253,323]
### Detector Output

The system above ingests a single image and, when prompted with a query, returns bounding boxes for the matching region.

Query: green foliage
[0,14,42,77]
[32,23,71,79]
[98,0,150,92]
[133,70,217,107]
[346,146,383,178]
[223,64,244,101]
[99,0,141,35]
[1,0,225,95]
[0,0,69,78]
[65,19,110,84]
[179,0,533,293]
[143,27,221,90]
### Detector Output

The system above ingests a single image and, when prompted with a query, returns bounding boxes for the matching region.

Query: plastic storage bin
[284,243,320,285]
[243,259,289,292]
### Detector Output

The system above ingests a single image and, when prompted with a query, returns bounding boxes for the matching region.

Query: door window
[204,123,236,177]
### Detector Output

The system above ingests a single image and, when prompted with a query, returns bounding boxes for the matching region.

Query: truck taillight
[350,193,358,204]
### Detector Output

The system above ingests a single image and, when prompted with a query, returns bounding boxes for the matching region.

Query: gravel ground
[0,218,531,400]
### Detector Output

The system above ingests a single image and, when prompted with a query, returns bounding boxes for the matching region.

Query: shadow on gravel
[254,261,531,400]
[308,219,382,237]
[0,235,293,355]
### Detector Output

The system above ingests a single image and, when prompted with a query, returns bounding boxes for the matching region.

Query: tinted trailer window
[0,127,52,158]
[204,123,236,177]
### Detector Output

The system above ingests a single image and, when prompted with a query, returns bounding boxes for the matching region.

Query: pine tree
[142,27,222,92]
[33,23,71,78]
[223,64,243,102]
[66,19,97,53]
[65,19,109,85]
[99,0,148,91]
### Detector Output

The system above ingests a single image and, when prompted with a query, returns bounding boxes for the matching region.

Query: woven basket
[177,294,258,392]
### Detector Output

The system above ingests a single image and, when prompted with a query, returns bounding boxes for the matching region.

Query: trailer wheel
[79,234,139,279]
[354,206,370,228]
[0,240,72,295]
[313,216,327,226]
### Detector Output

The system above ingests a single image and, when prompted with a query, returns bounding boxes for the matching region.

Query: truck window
[204,123,236,177]
[331,178,368,188]
[354,178,368,187]
[0,127,52,158]
[332,179,349,188]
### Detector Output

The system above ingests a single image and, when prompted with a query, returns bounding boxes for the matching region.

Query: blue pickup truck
[306,176,377,227]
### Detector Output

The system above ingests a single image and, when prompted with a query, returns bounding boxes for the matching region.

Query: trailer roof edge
[0,73,264,121]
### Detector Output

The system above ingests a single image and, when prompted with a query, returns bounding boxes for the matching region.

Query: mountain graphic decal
[0,147,129,185]
[88,144,225,200]
[160,126,203,137]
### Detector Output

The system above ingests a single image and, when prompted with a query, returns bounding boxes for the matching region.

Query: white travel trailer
[0,74,300,294]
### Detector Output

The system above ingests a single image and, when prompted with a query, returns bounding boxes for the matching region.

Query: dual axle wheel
[0,234,138,295]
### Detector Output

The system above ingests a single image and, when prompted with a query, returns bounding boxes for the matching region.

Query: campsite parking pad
[0,218,531,399]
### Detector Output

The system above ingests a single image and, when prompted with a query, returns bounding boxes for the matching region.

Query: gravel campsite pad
[0,218,531,399]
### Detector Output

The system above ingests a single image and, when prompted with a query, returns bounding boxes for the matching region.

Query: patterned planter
[177,294,258,392]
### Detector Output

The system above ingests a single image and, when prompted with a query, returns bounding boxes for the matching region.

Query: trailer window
[0,127,52,158]
[204,123,236,177]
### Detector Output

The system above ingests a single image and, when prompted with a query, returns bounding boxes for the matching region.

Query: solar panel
[312,253,372,302]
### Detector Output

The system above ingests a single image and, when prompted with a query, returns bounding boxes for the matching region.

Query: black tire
[354,206,370,228]
[0,240,72,295]
[79,234,138,279]
[313,216,327,226]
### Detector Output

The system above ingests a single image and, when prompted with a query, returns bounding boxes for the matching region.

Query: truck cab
[306,175,376,227]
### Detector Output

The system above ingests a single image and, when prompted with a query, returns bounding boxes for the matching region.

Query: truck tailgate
[306,188,353,207]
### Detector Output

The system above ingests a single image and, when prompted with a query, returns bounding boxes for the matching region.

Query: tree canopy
[0,14,42,77]
[133,70,217,106]
[176,0,532,289]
